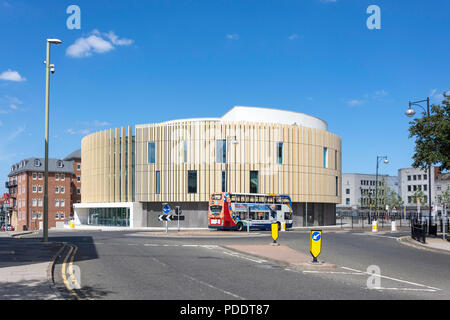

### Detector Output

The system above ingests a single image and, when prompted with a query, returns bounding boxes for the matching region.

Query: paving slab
[0,238,64,300]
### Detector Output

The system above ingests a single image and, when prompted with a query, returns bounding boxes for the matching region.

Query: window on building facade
[408,185,412,192]
[346,198,350,205]
[38,186,42,193]
[216,140,226,163]
[55,186,59,193]
[277,142,283,164]
[148,142,156,164]
[423,174,427,180]
[32,199,37,207]
[61,174,65,180]
[346,189,350,194]
[336,176,339,197]
[250,171,259,194]
[156,171,160,194]
[413,175,417,180]
[38,173,43,179]
[418,175,421,180]
[221,171,226,192]
[77,188,81,195]
[32,173,37,180]
[61,187,65,193]
[183,140,188,163]
[323,147,328,168]
[77,164,81,170]
[32,186,37,193]
[61,200,65,207]
[77,176,81,182]
[55,174,59,180]
[55,200,59,207]
[188,170,197,193]
[38,200,43,207]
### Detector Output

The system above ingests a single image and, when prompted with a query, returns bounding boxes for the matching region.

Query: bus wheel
[236,222,243,231]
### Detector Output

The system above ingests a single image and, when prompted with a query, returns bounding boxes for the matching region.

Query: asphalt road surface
[34,229,450,300]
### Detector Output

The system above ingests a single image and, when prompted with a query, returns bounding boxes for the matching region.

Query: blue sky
[1,0,449,193]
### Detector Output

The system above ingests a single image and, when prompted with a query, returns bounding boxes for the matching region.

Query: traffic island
[224,244,336,270]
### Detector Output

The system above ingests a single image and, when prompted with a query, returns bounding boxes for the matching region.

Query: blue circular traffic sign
[162,204,171,214]
[312,231,321,241]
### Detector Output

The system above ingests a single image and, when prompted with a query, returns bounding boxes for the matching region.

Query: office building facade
[74,106,342,228]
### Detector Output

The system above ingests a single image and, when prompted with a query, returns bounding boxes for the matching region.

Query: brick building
[6,150,81,231]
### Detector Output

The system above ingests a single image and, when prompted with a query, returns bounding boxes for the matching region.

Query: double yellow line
[61,244,93,300]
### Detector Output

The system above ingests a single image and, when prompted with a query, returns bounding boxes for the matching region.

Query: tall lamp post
[43,38,62,243]
[225,136,239,192]
[405,97,433,229]
[375,156,389,214]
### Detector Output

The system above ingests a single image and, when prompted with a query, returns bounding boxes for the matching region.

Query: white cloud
[9,104,18,110]
[430,88,445,103]
[66,128,91,135]
[0,69,26,82]
[347,99,365,106]
[66,30,133,58]
[8,126,25,141]
[104,31,134,46]
[226,33,240,40]
[93,120,111,127]
[288,34,299,40]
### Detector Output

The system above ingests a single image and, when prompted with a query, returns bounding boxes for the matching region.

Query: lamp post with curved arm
[375,156,389,214]
[405,97,433,230]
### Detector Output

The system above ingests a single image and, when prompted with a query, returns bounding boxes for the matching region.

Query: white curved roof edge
[135,106,329,131]
[222,106,328,131]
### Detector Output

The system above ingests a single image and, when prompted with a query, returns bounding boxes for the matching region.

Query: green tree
[408,91,450,171]
[385,187,404,210]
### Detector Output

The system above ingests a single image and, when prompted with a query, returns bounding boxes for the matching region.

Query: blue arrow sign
[312,231,321,241]
[162,204,171,214]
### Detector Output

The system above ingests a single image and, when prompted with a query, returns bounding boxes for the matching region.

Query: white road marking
[341,266,441,291]
[353,233,398,239]
[220,250,267,264]
[182,272,245,300]
[303,270,366,275]
[367,287,438,292]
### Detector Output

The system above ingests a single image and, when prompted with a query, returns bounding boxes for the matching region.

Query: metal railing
[336,209,416,229]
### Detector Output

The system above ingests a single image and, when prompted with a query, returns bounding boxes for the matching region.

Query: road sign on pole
[162,204,171,214]
[310,230,322,263]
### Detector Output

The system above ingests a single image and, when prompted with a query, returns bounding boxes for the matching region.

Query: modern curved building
[74,106,342,228]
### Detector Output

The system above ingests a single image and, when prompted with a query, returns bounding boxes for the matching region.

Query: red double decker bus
[208,192,293,231]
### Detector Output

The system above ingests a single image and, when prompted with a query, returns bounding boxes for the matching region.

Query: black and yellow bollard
[271,223,280,246]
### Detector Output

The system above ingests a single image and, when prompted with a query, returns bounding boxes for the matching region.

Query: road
[30,229,450,300]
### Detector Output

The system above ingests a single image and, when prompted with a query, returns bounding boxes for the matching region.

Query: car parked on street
[0,224,15,231]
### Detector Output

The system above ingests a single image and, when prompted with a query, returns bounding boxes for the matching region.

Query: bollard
[391,221,397,232]
[372,220,378,232]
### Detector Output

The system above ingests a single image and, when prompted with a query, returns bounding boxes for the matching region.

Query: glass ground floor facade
[88,207,130,227]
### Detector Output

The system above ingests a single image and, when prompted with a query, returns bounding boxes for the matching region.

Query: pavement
[0,232,64,300]
[399,234,450,253]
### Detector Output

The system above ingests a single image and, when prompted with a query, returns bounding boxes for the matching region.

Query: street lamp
[405,97,433,230]
[43,38,62,243]
[225,136,239,192]
[375,156,389,213]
